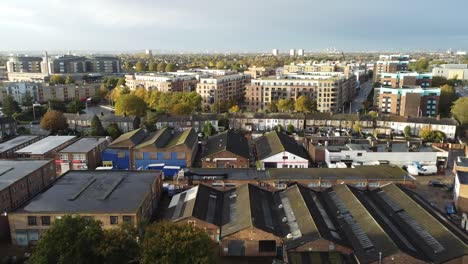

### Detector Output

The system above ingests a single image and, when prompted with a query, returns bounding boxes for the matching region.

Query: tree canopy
[49,75,66,85]
[2,95,21,116]
[90,115,106,136]
[439,84,458,117]
[106,123,122,139]
[294,96,314,113]
[451,97,468,125]
[66,99,85,114]
[40,110,68,133]
[157,62,167,72]
[203,122,215,137]
[27,215,104,264]
[135,61,146,72]
[278,99,294,112]
[115,94,147,117]
[21,91,34,107]
[165,63,177,72]
[409,59,429,72]
[140,221,216,264]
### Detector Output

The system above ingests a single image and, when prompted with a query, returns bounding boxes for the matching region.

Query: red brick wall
[202,151,249,168]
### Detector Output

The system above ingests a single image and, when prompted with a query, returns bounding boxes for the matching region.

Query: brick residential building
[197,73,250,108]
[375,87,440,117]
[8,170,162,246]
[125,72,198,92]
[201,130,250,168]
[379,72,432,88]
[244,66,275,79]
[245,73,356,113]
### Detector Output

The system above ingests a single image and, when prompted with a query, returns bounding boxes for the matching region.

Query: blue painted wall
[134,152,187,170]
[101,148,131,169]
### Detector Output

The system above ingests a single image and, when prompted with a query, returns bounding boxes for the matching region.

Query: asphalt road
[350,80,373,113]
[84,105,115,116]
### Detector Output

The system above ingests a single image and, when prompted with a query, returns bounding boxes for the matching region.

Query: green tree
[2,95,21,116]
[140,221,216,264]
[203,122,215,136]
[135,61,146,72]
[97,223,139,264]
[66,99,85,114]
[451,97,468,125]
[65,76,74,84]
[217,118,229,130]
[27,215,104,264]
[123,61,134,71]
[278,99,294,112]
[353,121,362,135]
[267,101,278,113]
[49,75,65,85]
[90,115,106,136]
[404,125,412,138]
[106,123,122,139]
[115,94,147,117]
[439,84,458,117]
[171,103,192,115]
[287,124,295,134]
[144,111,158,132]
[419,127,432,140]
[41,110,67,133]
[115,77,126,89]
[216,61,225,69]
[21,91,34,107]
[48,100,67,112]
[165,63,177,72]
[294,95,313,113]
[409,59,429,72]
[148,61,156,72]
[157,62,167,72]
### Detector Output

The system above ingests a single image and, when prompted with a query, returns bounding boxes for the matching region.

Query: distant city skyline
[1,0,468,52]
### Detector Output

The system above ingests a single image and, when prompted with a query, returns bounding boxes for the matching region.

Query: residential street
[350,80,373,113]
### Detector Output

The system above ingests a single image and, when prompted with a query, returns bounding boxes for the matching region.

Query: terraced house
[168,183,468,263]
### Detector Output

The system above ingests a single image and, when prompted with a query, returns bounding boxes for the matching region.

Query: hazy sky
[1,0,468,52]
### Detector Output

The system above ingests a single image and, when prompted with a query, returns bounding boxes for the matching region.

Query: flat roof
[345,143,441,153]
[0,136,39,153]
[16,170,160,214]
[15,136,76,155]
[59,137,108,153]
[269,165,414,181]
[0,160,52,190]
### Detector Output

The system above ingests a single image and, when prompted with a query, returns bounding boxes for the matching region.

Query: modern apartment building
[373,54,410,82]
[432,64,468,80]
[1,82,40,103]
[379,72,432,88]
[283,62,337,73]
[0,82,99,103]
[375,87,440,117]
[6,54,120,82]
[272,49,279,56]
[8,170,163,246]
[197,73,250,107]
[243,66,275,79]
[125,72,198,92]
[50,55,120,74]
[6,56,45,74]
[245,73,356,113]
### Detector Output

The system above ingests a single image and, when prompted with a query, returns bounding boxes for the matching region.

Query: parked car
[428,179,445,187]
[446,203,456,215]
